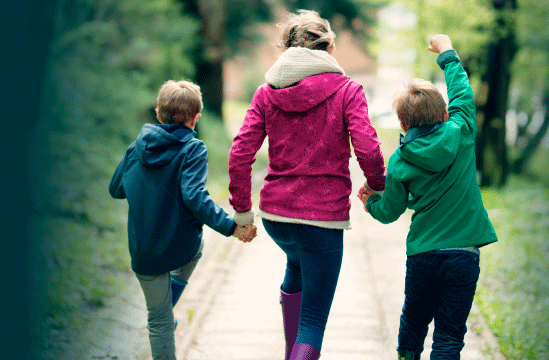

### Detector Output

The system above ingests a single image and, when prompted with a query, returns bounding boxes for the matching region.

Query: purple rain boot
[289,343,321,360]
[280,290,302,360]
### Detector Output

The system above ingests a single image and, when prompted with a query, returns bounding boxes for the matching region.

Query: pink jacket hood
[266,73,350,112]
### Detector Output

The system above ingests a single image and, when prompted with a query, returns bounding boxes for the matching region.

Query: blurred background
[11,0,548,359]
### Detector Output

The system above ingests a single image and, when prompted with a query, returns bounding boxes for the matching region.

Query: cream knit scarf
[265,47,346,89]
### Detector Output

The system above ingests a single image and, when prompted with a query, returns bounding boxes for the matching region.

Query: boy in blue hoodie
[359,35,498,359]
[109,80,257,360]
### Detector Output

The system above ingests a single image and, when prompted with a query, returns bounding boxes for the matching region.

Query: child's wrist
[437,49,460,70]
[365,184,384,197]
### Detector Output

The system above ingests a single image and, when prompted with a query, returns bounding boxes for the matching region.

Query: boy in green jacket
[359,34,498,360]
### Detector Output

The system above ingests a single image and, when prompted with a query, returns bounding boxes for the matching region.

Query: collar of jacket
[399,123,443,148]
[265,46,345,89]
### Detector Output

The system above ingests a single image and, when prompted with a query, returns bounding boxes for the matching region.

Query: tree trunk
[196,57,224,118]
[195,0,226,119]
[475,0,517,187]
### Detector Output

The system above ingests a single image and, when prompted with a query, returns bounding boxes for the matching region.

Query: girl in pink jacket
[228,10,386,360]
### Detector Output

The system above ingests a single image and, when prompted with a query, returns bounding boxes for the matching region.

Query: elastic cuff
[370,189,384,197]
[365,180,385,193]
[366,194,382,211]
[437,49,460,70]
[229,221,238,236]
[233,209,255,225]
[365,183,384,197]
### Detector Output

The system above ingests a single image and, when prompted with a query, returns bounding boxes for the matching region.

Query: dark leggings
[262,219,344,351]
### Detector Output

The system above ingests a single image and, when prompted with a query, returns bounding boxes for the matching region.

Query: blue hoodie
[110,123,236,275]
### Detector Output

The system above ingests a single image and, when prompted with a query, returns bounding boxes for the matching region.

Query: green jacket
[366,50,498,256]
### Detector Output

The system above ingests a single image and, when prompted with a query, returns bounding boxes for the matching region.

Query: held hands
[232,209,257,242]
[233,224,257,243]
[357,185,375,213]
[428,34,453,54]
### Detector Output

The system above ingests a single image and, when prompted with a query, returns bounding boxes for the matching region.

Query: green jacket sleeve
[438,50,476,137]
[366,157,408,224]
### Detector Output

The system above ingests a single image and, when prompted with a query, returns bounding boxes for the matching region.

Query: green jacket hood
[398,121,461,172]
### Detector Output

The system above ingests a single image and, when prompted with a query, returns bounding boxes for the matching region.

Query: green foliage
[285,0,385,31]
[523,147,549,186]
[182,0,275,56]
[225,0,274,55]
[476,176,549,359]
[511,1,549,108]
[198,110,235,201]
[43,0,199,133]
[504,2,549,178]
[28,0,200,357]
[283,0,385,54]
[380,0,494,80]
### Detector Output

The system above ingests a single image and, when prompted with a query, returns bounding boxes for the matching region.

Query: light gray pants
[135,241,203,360]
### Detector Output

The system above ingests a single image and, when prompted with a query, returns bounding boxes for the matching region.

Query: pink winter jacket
[229,72,386,222]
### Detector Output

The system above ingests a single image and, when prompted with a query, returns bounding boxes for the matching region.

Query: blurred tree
[475,0,518,187]
[507,0,549,176]
[182,0,383,119]
[43,0,199,134]
[392,0,494,80]
[181,0,273,119]
[283,0,384,40]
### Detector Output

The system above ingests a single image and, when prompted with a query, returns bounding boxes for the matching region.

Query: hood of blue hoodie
[135,123,196,168]
[397,121,461,172]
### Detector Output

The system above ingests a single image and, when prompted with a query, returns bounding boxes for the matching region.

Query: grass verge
[476,175,549,359]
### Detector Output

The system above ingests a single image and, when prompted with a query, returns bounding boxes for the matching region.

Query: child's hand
[357,185,373,212]
[357,185,369,200]
[428,34,453,54]
[233,224,257,243]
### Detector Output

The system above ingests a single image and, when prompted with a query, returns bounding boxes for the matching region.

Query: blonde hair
[156,80,203,124]
[392,78,447,129]
[277,10,336,52]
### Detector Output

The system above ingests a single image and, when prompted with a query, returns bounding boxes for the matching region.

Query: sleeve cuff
[437,49,460,70]
[366,194,382,212]
[229,221,238,236]
[370,189,384,197]
[364,181,384,197]
[233,209,255,225]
